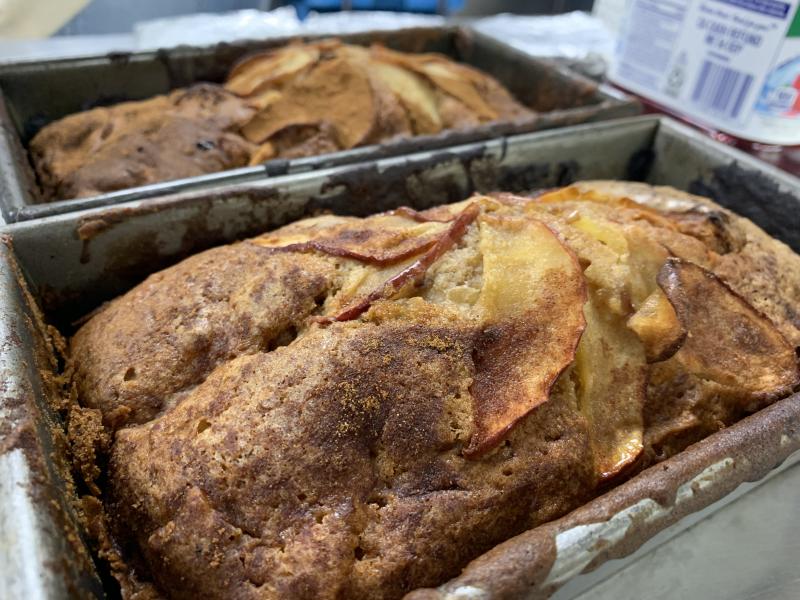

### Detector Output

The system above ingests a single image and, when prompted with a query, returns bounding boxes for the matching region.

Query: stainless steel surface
[0,26,638,221]
[556,450,800,599]
[0,243,103,599]
[0,34,135,63]
[1,115,798,599]
[573,457,800,600]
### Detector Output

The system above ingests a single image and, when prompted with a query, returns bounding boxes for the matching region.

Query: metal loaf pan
[1,115,798,599]
[0,25,638,223]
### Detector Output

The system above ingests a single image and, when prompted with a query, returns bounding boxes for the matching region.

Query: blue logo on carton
[713,0,791,18]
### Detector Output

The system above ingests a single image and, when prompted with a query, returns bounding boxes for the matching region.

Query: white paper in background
[133,8,444,50]
[132,7,299,50]
[592,0,628,38]
[471,11,614,78]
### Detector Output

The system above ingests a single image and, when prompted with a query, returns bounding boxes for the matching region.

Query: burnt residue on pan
[689,163,800,250]
[470,158,559,194]
[0,242,106,597]
[313,146,593,217]
[318,152,479,214]
[408,394,800,600]
[626,147,656,182]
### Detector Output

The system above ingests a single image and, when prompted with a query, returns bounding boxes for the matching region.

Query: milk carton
[610,0,800,145]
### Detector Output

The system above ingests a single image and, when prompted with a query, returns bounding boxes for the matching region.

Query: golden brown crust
[70,243,339,428]
[30,84,256,200]
[70,182,800,599]
[108,317,595,599]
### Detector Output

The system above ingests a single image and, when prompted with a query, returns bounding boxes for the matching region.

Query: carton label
[611,0,800,144]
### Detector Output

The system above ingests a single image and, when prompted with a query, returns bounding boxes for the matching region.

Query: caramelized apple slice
[248,89,283,111]
[534,186,581,203]
[416,61,498,121]
[627,288,686,363]
[381,206,453,223]
[624,227,671,309]
[318,204,480,324]
[252,216,449,266]
[369,59,442,134]
[465,214,587,457]
[370,46,497,120]
[226,44,320,96]
[249,141,276,164]
[240,57,376,148]
[538,184,678,230]
[576,296,647,480]
[658,258,800,394]
[570,212,629,254]
[271,239,439,267]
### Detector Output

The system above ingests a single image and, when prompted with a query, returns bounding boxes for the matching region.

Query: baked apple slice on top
[368,56,442,134]
[658,258,799,395]
[226,42,322,97]
[557,210,653,478]
[575,295,648,480]
[251,208,457,263]
[464,213,587,457]
[624,229,686,363]
[626,288,686,363]
[322,204,480,323]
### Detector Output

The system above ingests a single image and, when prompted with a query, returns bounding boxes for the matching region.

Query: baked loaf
[30,40,532,201]
[70,182,800,599]
[226,40,532,164]
[29,84,256,200]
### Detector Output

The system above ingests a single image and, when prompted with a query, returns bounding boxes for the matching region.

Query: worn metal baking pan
[0,26,638,223]
[1,115,798,599]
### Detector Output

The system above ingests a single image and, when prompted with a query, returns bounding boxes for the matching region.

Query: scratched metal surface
[0,242,104,599]
[572,458,800,600]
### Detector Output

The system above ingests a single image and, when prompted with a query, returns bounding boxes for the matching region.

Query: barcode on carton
[691,60,755,120]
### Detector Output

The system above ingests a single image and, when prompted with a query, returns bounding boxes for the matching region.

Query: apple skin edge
[316,203,481,325]
[626,288,687,364]
[463,215,588,459]
[267,238,439,267]
[657,257,800,396]
[381,206,454,223]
